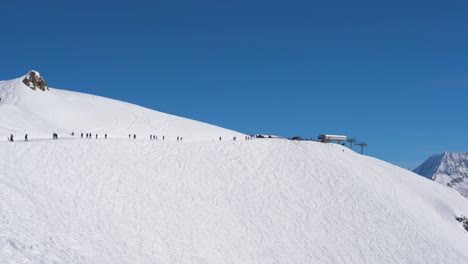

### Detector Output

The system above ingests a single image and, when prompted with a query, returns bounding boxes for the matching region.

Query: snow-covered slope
[0,71,245,141]
[1,72,468,263]
[414,152,468,197]
[1,140,468,263]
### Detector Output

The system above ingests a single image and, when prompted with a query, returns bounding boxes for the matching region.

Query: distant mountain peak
[414,152,468,197]
[22,70,48,91]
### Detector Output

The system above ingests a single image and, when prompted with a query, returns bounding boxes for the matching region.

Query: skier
[81,132,83,138]
[129,134,131,139]
[25,134,28,142]
[134,134,136,139]
[96,134,98,139]
[9,134,14,142]
[105,134,107,139]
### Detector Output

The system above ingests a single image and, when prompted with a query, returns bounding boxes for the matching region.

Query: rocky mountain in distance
[413,152,468,197]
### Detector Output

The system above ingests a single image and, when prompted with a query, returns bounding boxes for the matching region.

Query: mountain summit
[413,152,468,197]
[0,72,245,140]
[22,70,48,91]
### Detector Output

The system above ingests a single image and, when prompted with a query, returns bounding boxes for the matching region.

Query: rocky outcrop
[456,216,468,232]
[22,70,48,91]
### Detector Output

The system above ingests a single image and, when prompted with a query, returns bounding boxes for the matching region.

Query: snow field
[1,139,468,264]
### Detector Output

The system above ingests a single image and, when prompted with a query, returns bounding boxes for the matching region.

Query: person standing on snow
[25,134,28,142]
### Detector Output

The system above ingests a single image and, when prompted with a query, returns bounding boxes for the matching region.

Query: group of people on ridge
[7,132,247,142]
[7,134,28,141]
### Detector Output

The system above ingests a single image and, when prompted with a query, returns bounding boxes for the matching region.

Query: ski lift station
[318,134,347,144]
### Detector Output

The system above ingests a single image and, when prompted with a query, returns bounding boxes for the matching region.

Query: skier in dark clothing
[129,134,131,139]
[81,133,83,138]
[105,134,107,139]
[25,134,28,141]
[9,134,14,141]
[134,134,136,139]
[96,134,98,139]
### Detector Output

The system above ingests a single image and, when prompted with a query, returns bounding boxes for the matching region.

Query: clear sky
[1,0,467,169]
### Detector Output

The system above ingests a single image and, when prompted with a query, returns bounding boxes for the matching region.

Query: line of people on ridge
[6,133,253,142]
[81,133,108,139]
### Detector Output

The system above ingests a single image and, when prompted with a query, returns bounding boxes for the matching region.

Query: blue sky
[1,0,467,169]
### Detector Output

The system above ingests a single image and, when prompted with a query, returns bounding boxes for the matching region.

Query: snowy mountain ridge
[1,71,468,263]
[0,71,245,141]
[413,152,468,197]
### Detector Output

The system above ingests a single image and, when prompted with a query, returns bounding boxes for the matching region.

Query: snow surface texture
[0,72,245,141]
[1,72,468,263]
[2,140,468,264]
[414,152,468,197]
